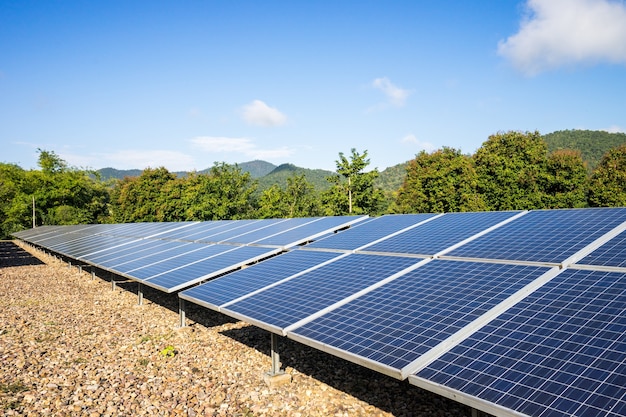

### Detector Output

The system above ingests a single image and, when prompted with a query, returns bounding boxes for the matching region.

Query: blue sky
[2,0,626,172]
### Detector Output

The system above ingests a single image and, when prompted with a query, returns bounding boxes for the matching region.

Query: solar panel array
[13,208,626,417]
[13,216,367,292]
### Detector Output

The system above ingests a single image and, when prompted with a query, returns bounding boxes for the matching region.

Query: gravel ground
[1,241,471,417]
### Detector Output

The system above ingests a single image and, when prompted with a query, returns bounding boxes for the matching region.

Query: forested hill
[543,129,626,172]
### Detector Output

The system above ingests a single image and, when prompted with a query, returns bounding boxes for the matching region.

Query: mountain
[542,129,626,172]
[255,163,334,193]
[96,167,144,180]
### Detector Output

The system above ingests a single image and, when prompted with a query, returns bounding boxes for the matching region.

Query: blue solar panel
[222,254,422,330]
[306,214,438,251]
[145,246,279,292]
[195,219,281,243]
[125,244,230,280]
[365,211,520,255]
[251,216,367,247]
[446,208,626,264]
[413,268,626,417]
[150,220,234,241]
[577,230,626,268]
[90,240,185,269]
[180,250,345,308]
[290,260,548,373]
[110,242,199,273]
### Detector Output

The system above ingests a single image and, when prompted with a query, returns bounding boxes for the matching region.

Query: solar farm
[12,208,626,417]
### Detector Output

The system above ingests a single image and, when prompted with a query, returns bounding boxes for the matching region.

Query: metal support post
[91,268,95,280]
[268,333,285,377]
[179,298,186,328]
[137,282,143,306]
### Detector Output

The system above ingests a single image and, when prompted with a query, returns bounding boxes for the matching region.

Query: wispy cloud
[603,125,625,134]
[371,77,412,108]
[498,0,626,75]
[241,100,287,127]
[401,134,436,152]
[190,136,294,160]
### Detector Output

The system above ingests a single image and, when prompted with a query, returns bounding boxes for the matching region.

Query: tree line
[1,131,625,239]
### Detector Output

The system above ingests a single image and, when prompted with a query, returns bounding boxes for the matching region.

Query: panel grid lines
[223,254,421,330]
[291,260,548,371]
[413,268,626,417]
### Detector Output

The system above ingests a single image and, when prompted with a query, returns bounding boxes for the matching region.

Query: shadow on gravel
[107,277,238,328]
[220,325,471,417]
[0,241,45,268]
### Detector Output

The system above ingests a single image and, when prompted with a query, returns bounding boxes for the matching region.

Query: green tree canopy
[587,144,626,207]
[474,131,549,210]
[322,149,385,215]
[542,149,588,208]
[257,173,321,218]
[394,147,486,213]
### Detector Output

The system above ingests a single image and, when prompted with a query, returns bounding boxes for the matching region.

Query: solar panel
[179,250,345,309]
[222,254,422,332]
[305,214,438,251]
[363,211,521,256]
[411,268,626,417]
[109,242,200,273]
[250,216,367,247]
[289,260,550,377]
[145,246,280,292]
[123,243,231,280]
[88,240,185,269]
[78,237,171,263]
[145,220,234,241]
[445,207,626,264]
[576,229,626,268]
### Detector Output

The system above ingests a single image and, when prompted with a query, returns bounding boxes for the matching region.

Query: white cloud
[371,77,411,107]
[401,134,436,152]
[191,136,295,160]
[241,100,287,127]
[603,125,626,133]
[498,0,626,75]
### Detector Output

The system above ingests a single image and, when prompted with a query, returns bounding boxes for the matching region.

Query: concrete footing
[263,372,292,387]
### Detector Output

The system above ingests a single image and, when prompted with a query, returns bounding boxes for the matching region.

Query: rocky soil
[1,241,471,416]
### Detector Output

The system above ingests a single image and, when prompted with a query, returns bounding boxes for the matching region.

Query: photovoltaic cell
[219,217,317,244]
[223,254,421,330]
[306,214,438,251]
[576,229,626,268]
[364,211,520,255]
[412,268,626,417]
[145,246,279,292]
[89,240,185,269]
[251,216,367,247]
[110,242,199,273]
[125,243,230,280]
[290,260,549,373]
[445,207,626,264]
[180,250,345,308]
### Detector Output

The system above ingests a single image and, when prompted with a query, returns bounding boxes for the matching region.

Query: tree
[542,149,588,208]
[474,131,549,210]
[0,163,29,238]
[394,147,486,213]
[257,173,321,218]
[588,144,626,207]
[322,149,385,215]
[110,167,176,222]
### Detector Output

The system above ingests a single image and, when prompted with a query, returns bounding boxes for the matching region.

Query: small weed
[0,381,28,394]
[72,357,87,364]
[138,358,150,367]
[159,345,177,357]
[139,335,152,343]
